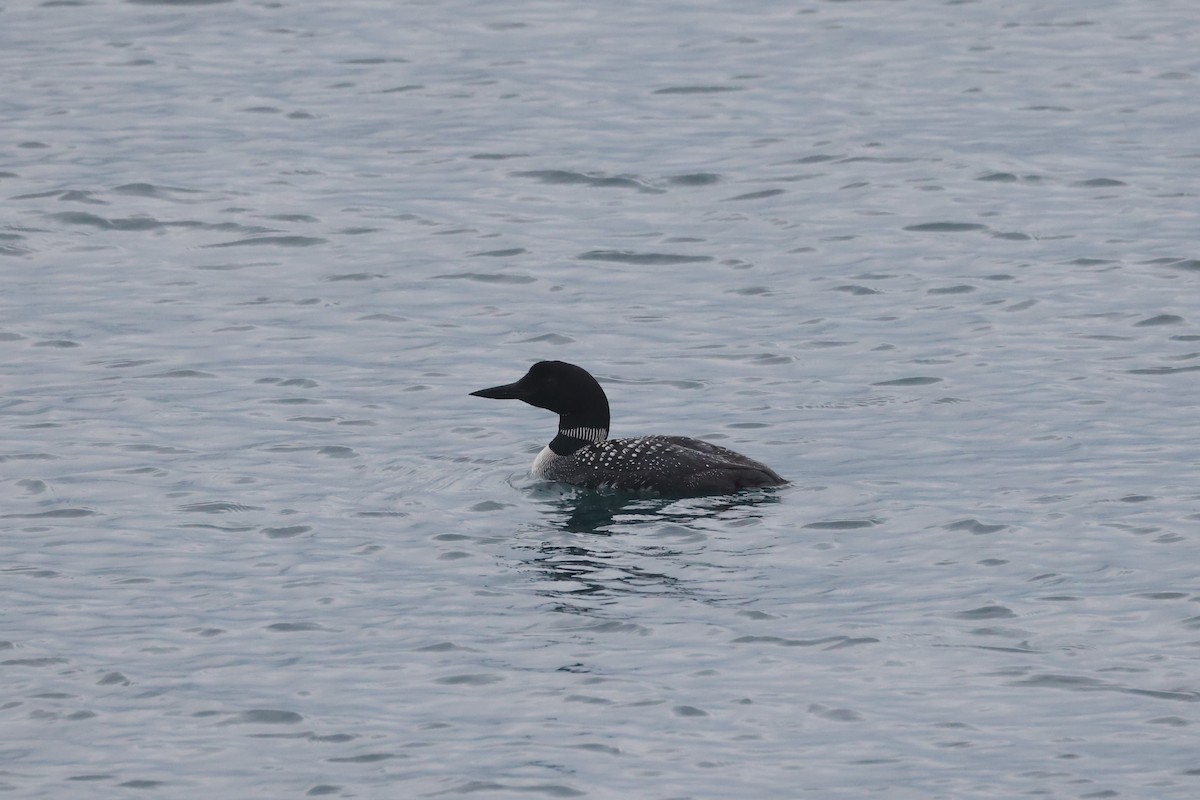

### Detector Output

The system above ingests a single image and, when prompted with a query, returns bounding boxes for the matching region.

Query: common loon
[471,360,787,495]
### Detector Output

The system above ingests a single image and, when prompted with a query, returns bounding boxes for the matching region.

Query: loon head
[471,360,611,441]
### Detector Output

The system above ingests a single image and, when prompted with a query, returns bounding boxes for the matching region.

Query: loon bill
[470,360,787,496]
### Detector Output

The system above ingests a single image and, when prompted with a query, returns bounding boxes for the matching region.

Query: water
[3,0,1199,797]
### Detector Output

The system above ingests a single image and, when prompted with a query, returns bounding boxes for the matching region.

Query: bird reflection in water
[517,486,783,609]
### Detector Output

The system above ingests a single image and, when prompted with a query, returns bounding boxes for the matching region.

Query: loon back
[536,435,786,495]
[471,360,787,496]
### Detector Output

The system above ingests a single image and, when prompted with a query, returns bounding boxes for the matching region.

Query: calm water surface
[3,0,1200,797]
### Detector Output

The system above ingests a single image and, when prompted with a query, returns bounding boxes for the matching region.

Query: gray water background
[3,0,1200,797]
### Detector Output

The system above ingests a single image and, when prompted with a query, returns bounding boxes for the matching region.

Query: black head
[471,360,610,429]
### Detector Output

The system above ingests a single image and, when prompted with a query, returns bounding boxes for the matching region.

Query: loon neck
[549,416,609,456]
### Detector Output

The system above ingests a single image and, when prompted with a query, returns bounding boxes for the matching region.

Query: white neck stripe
[558,426,608,442]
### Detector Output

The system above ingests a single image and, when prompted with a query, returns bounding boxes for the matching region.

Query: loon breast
[535,435,786,495]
